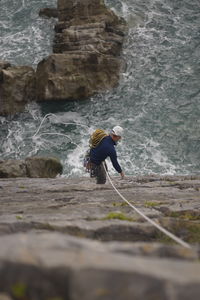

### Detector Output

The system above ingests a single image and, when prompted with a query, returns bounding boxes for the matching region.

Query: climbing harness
[83,149,91,173]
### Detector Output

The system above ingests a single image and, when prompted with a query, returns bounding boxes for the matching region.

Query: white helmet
[112,125,123,137]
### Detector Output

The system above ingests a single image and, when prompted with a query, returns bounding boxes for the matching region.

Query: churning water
[0,0,200,177]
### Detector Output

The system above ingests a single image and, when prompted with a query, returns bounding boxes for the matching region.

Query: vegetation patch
[156,232,175,245]
[11,282,27,299]
[144,201,163,208]
[185,223,200,243]
[112,202,128,207]
[102,212,136,222]
[169,211,200,221]
[157,218,200,245]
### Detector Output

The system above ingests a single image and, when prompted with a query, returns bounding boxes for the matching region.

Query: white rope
[104,166,191,249]
[33,113,89,137]
[37,132,81,149]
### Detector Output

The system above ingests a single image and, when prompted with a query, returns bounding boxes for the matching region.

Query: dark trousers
[90,162,106,184]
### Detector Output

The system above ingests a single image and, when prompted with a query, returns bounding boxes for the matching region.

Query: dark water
[0,0,200,177]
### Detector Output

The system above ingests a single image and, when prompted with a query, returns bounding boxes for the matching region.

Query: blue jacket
[90,135,122,173]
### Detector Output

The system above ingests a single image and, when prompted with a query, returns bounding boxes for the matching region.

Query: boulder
[25,156,63,178]
[0,64,36,116]
[0,157,63,178]
[36,0,126,101]
[0,159,27,178]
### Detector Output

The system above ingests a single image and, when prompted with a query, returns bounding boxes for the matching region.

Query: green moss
[102,212,135,222]
[186,223,200,243]
[169,211,200,221]
[112,202,128,207]
[157,219,200,244]
[11,283,26,299]
[169,211,180,218]
[156,232,175,245]
[144,201,163,208]
[16,215,23,220]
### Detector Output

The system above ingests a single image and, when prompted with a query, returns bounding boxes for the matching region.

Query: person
[89,125,125,184]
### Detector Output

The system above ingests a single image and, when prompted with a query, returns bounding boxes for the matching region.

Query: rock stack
[0,0,126,115]
[36,0,127,101]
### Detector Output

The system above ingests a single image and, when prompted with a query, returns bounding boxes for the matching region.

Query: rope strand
[104,164,191,249]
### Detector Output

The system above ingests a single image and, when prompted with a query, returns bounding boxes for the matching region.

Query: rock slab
[0,175,199,299]
[0,233,200,300]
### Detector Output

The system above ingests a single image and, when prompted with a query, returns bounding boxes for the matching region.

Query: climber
[89,125,124,184]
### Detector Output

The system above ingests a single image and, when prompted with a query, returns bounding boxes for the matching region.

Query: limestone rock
[0,176,200,298]
[53,21,125,56]
[36,53,121,101]
[0,65,36,116]
[36,0,126,101]
[25,156,63,178]
[0,157,63,178]
[0,233,200,300]
[57,0,125,26]
[0,159,27,178]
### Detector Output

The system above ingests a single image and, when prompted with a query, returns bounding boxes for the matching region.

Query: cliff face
[0,175,200,299]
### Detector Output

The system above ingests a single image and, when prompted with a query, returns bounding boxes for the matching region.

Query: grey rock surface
[0,175,200,299]
[0,233,200,300]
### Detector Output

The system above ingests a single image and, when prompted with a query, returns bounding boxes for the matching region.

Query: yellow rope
[89,129,108,148]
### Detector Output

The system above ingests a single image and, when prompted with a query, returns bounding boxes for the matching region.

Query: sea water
[0,0,199,177]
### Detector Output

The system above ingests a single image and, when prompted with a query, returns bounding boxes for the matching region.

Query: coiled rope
[33,113,89,138]
[32,115,191,249]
